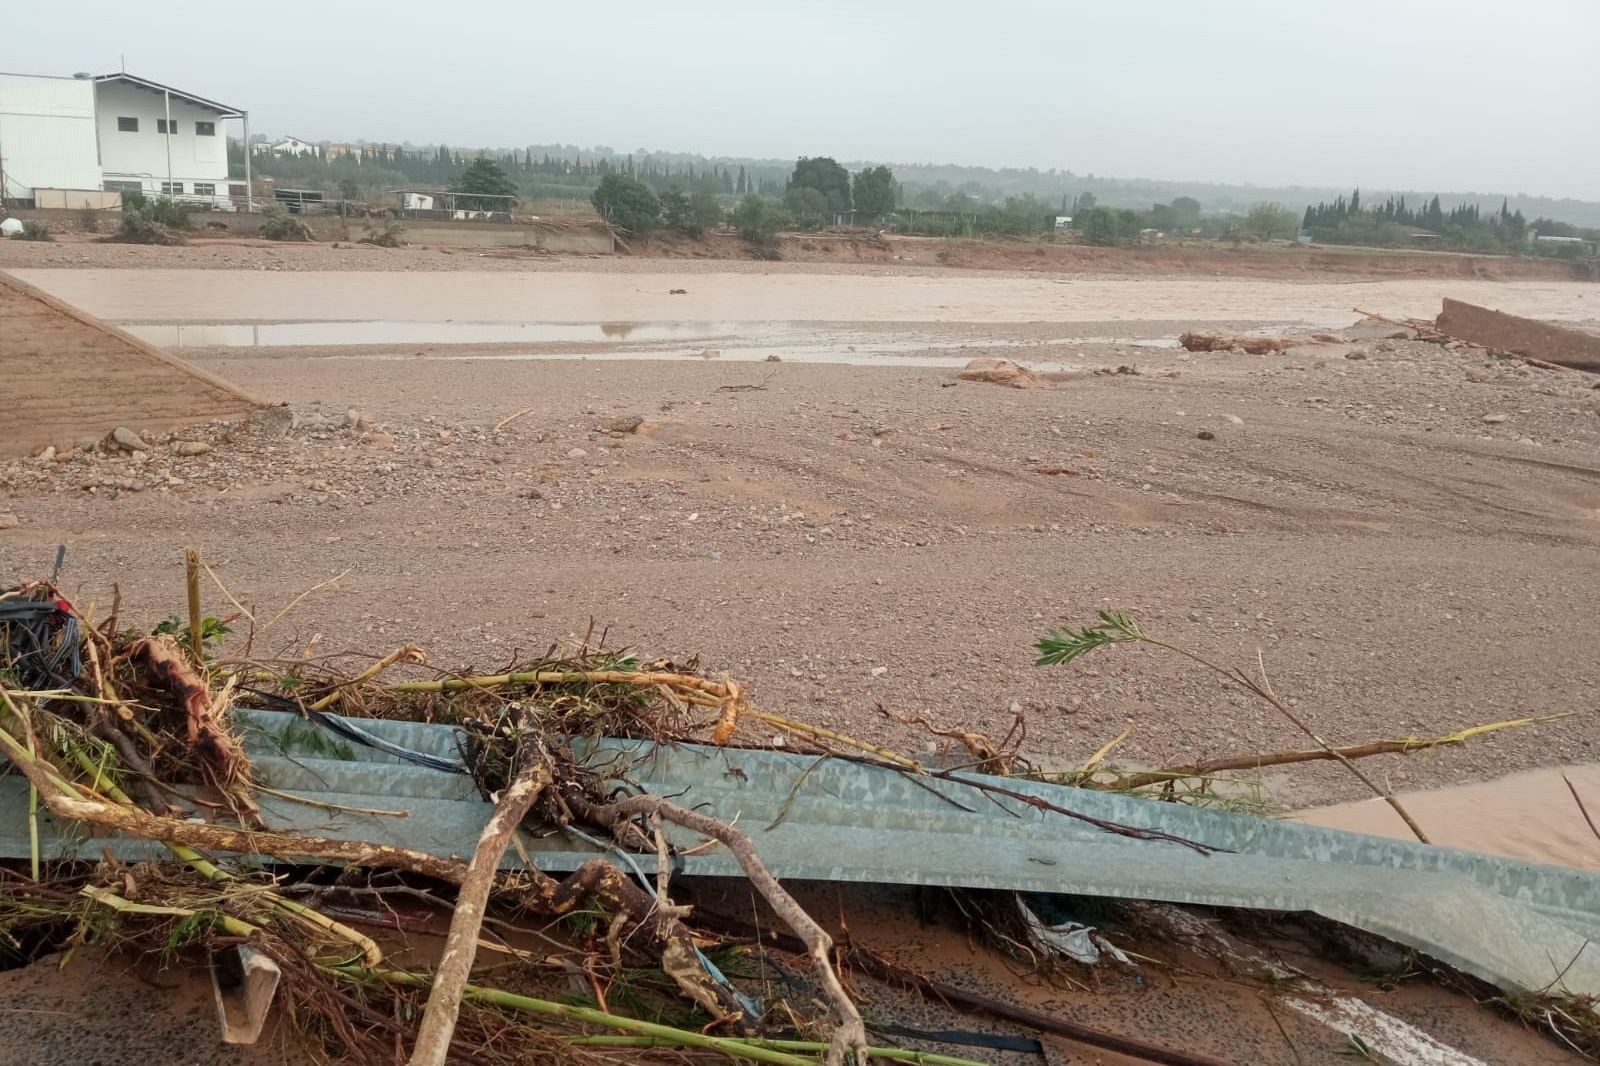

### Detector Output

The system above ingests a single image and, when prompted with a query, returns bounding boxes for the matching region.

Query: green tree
[1243,202,1298,240]
[1079,206,1121,246]
[851,165,895,222]
[733,194,781,252]
[591,174,661,234]
[661,185,722,237]
[660,185,692,232]
[689,190,723,235]
[1072,191,1098,213]
[1170,196,1202,228]
[789,156,851,214]
[450,157,519,210]
[784,185,830,230]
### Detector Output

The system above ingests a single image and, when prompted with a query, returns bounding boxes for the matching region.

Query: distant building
[325,142,363,162]
[1054,215,1073,229]
[95,73,244,203]
[0,72,101,200]
[253,136,317,158]
[0,69,250,206]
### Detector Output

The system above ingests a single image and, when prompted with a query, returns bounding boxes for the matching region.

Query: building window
[156,118,174,134]
[195,121,215,137]
[103,180,141,192]
[192,183,216,197]
[228,184,247,198]
[162,181,184,195]
[117,116,138,132]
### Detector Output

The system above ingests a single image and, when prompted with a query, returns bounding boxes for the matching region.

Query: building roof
[94,72,243,117]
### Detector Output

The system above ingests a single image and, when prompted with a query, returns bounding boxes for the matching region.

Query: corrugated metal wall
[0,73,101,197]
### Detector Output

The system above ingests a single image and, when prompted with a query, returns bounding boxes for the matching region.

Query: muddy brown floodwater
[11,267,1600,327]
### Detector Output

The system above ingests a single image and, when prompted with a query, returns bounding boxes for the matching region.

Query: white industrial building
[0,70,251,208]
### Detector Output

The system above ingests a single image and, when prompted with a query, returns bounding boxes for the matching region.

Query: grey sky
[12,0,1600,200]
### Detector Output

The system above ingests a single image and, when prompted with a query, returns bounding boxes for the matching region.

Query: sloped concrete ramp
[0,270,265,457]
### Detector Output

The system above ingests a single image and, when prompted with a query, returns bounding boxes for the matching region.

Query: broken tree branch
[1104,713,1572,791]
[408,759,551,1066]
[588,793,869,1066]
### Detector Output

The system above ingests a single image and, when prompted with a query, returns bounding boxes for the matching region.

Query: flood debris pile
[3,573,1599,1065]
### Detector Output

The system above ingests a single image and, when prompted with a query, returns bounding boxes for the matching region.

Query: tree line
[1302,188,1597,255]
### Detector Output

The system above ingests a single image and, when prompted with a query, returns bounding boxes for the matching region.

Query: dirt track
[3,244,1599,809]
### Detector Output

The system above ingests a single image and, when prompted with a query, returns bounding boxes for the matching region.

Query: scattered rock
[173,441,211,456]
[1465,369,1491,383]
[1223,414,1244,425]
[110,427,148,452]
[766,354,782,362]
[343,408,364,429]
[1196,430,1216,441]
[1481,412,1511,424]
[668,288,688,295]
[1311,333,1349,344]
[35,445,56,463]
[566,447,589,460]
[0,513,18,530]
[601,415,644,434]
[362,432,397,448]
[424,456,444,469]
[869,666,888,678]
[1344,348,1369,361]
[957,358,1049,389]
[1179,330,1292,355]
[250,407,295,438]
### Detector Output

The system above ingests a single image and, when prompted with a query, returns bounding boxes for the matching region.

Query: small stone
[251,407,295,438]
[1481,412,1510,424]
[1223,414,1244,425]
[1196,430,1215,441]
[1344,348,1369,360]
[35,445,55,463]
[1465,368,1491,383]
[870,666,888,678]
[601,414,644,434]
[0,513,18,530]
[343,408,362,428]
[174,441,212,456]
[425,456,444,469]
[363,432,397,448]
[111,426,148,452]
[766,354,782,362]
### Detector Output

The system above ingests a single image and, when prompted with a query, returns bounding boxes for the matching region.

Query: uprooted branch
[128,634,260,820]
[0,702,744,1025]
[579,791,869,1066]
[1100,713,1573,792]
[407,758,552,1066]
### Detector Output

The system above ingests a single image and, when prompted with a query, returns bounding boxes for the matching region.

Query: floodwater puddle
[120,318,1172,369]
[125,320,746,348]
[1298,763,1600,872]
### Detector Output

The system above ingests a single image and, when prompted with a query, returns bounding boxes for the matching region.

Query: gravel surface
[4,301,1598,806]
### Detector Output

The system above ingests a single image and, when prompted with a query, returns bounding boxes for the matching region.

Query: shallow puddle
[1298,764,1600,872]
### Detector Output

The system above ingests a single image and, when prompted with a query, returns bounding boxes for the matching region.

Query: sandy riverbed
[4,253,1599,818]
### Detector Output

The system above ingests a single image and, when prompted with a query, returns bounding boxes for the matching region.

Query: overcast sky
[10,0,1599,200]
